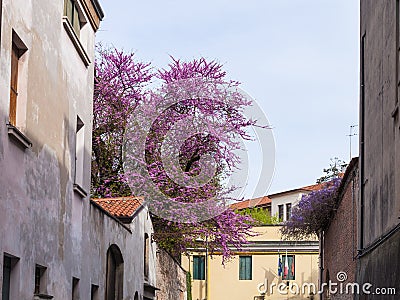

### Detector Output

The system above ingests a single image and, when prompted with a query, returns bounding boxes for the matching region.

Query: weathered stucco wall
[89,204,157,299]
[358,1,400,299]
[0,0,158,299]
[156,247,187,300]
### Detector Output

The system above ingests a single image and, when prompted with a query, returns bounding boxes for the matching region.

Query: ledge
[73,183,88,198]
[7,123,32,149]
[34,294,54,300]
[62,17,91,67]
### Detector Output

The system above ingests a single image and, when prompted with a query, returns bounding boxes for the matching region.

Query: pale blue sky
[97,0,360,196]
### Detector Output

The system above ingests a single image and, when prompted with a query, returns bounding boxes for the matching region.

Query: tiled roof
[231,196,271,210]
[92,196,143,218]
[231,180,332,210]
[301,182,326,191]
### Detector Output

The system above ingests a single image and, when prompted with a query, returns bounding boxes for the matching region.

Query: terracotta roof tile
[231,196,271,210]
[92,196,143,218]
[301,182,327,191]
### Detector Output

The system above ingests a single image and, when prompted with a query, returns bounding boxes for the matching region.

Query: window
[34,265,47,294]
[91,284,99,300]
[9,31,27,127]
[0,0,2,47]
[74,116,85,187]
[144,233,149,280]
[282,255,295,280]
[106,245,124,300]
[286,203,292,221]
[278,205,284,221]
[9,43,19,126]
[2,254,19,300]
[62,0,90,66]
[72,277,79,300]
[239,256,252,280]
[193,256,205,280]
[64,0,86,37]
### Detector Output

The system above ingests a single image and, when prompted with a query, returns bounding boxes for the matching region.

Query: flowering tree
[92,46,152,197]
[281,178,341,239]
[92,47,261,261]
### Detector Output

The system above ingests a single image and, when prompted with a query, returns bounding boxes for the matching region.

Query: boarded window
[9,43,19,125]
[9,32,27,127]
[144,233,149,279]
[239,256,252,280]
[193,256,205,280]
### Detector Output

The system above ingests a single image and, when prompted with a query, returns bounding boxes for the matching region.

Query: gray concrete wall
[358,1,400,299]
[359,0,399,249]
[0,0,157,299]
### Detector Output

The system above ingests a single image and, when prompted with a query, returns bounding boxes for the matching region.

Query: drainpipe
[205,236,208,300]
[318,230,324,300]
[359,33,366,252]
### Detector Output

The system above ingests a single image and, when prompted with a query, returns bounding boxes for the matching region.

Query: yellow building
[182,226,319,300]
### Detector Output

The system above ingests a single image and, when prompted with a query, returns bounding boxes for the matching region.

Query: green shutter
[193,256,205,280]
[239,256,252,280]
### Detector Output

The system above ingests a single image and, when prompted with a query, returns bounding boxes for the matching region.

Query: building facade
[358,1,400,299]
[0,1,162,299]
[183,226,319,300]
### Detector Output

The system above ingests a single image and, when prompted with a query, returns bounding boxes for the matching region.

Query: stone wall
[156,247,187,300]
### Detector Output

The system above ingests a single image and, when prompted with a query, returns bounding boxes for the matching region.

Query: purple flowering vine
[281,177,342,239]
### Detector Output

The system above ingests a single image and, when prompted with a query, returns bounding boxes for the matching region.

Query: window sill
[7,123,32,149]
[34,294,54,300]
[73,183,88,198]
[62,17,91,67]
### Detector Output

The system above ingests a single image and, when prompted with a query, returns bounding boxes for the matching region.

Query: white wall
[270,191,306,221]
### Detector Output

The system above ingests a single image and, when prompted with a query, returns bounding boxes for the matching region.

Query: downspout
[318,230,324,300]
[359,33,366,252]
[205,237,208,300]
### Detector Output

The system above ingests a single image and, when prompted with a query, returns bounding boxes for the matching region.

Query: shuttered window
[239,256,252,280]
[9,43,19,126]
[193,256,205,280]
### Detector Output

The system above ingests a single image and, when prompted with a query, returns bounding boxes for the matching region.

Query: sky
[96,0,360,197]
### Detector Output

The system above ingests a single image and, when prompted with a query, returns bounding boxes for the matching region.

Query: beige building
[183,226,319,300]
